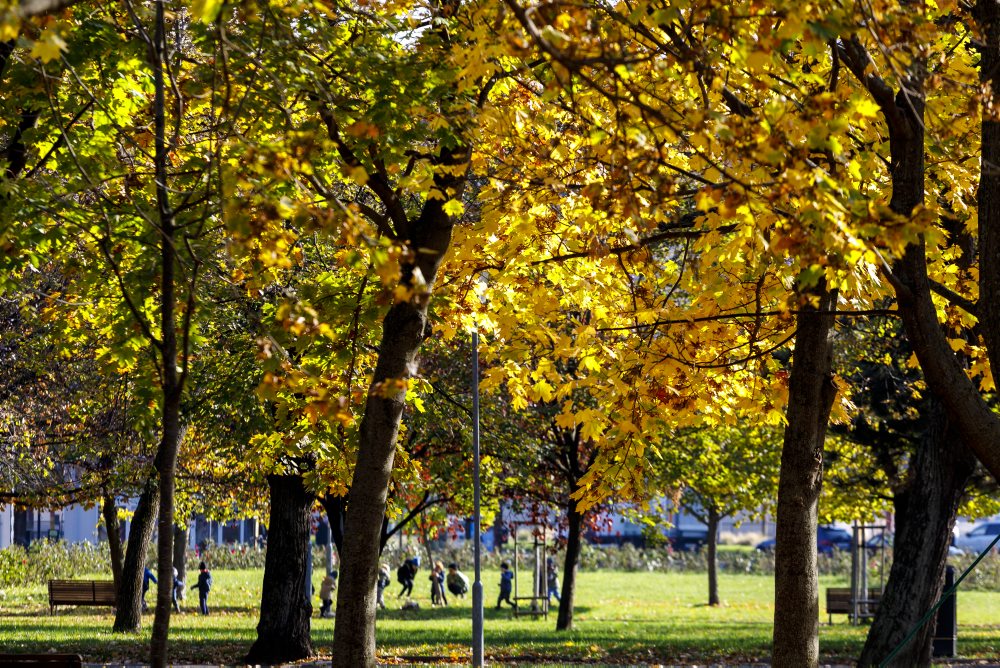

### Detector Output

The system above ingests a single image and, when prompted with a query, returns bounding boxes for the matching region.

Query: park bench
[0,654,83,667]
[826,587,882,624]
[47,579,116,614]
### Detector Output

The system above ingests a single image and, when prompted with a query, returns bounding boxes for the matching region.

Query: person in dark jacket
[195,561,212,615]
[496,562,516,609]
[396,557,418,598]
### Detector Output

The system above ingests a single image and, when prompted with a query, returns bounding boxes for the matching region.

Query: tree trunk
[331,162,463,666]
[706,507,720,607]
[977,0,1000,382]
[173,524,188,599]
[556,503,582,631]
[245,474,315,664]
[113,478,159,632]
[859,401,976,666]
[102,495,124,596]
[149,403,183,666]
[771,284,838,668]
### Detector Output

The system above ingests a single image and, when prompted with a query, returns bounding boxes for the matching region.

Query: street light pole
[472,330,484,667]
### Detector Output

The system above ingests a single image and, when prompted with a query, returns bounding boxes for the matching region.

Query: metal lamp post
[472,330,484,667]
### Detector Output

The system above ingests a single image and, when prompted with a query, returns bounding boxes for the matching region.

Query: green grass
[2,569,998,664]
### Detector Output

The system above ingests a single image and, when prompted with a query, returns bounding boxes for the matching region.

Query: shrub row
[2,540,997,592]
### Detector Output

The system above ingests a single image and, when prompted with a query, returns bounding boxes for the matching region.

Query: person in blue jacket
[141,567,157,612]
[496,562,516,610]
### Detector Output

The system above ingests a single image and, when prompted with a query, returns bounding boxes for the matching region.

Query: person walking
[546,557,560,603]
[496,561,516,610]
[195,561,212,615]
[446,563,469,599]
[141,567,157,612]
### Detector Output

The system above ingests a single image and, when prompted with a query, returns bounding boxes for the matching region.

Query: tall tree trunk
[102,495,124,595]
[331,146,464,666]
[771,284,838,668]
[173,524,188,598]
[149,406,183,666]
[113,478,159,632]
[977,0,1000,381]
[144,2,187,660]
[706,506,720,607]
[556,503,582,631]
[245,474,315,664]
[859,401,976,666]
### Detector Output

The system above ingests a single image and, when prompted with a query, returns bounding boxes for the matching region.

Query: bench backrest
[826,587,882,611]
[48,580,116,603]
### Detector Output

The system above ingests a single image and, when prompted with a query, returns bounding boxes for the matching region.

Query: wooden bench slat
[47,580,116,614]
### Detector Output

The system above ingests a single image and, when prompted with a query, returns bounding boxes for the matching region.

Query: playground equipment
[512,521,549,618]
[848,521,888,624]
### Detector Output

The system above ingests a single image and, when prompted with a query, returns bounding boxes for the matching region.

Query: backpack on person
[396,564,408,584]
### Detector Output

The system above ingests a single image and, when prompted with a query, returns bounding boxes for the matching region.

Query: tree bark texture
[246,474,315,664]
[113,478,158,632]
[706,506,720,607]
[859,400,975,666]
[557,502,582,631]
[102,495,124,596]
[331,145,466,668]
[771,284,838,668]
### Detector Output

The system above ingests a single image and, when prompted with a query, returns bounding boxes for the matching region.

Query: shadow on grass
[371,605,592,623]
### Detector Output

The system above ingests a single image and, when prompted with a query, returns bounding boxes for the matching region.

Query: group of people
[382,555,560,611]
[141,562,213,615]
[384,556,471,608]
[141,555,561,618]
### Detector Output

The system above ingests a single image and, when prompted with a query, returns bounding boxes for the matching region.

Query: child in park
[376,564,390,609]
[172,567,185,612]
[446,563,469,599]
[496,562,516,609]
[430,561,448,606]
[319,570,337,618]
[196,561,212,615]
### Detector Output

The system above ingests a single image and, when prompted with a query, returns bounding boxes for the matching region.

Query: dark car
[666,527,708,552]
[817,526,853,554]
[755,526,853,553]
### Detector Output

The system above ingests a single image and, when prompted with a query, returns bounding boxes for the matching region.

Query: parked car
[817,526,853,553]
[666,527,708,552]
[755,525,853,553]
[954,522,1000,554]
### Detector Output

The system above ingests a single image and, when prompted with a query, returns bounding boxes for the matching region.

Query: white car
[954,522,1000,555]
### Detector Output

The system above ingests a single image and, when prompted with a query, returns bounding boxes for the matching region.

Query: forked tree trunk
[706,507,720,607]
[113,478,159,632]
[859,401,976,666]
[771,284,838,668]
[331,144,465,667]
[245,474,315,664]
[556,503,582,631]
[102,495,124,595]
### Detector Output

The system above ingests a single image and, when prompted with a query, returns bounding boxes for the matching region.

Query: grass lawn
[2,568,998,664]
